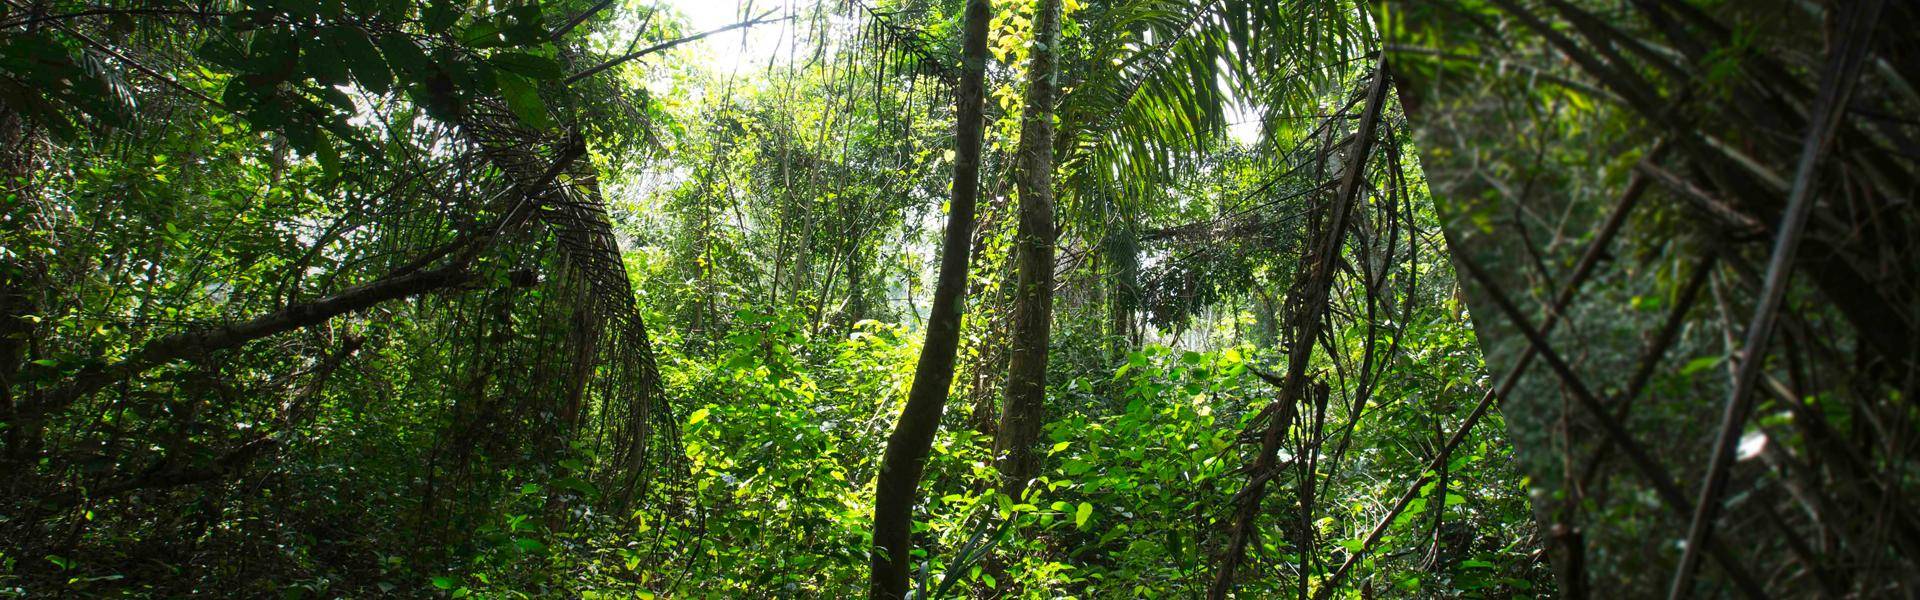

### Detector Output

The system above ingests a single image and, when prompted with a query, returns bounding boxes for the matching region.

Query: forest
[0,0,1915,597]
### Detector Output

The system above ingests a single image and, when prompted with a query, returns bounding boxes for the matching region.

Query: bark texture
[992,0,1062,504]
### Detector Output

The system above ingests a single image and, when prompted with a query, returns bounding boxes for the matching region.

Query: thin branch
[1309,142,1669,598]
[550,0,621,41]
[0,7,221,29]
[25,262,475,419]
[563,11,789,85]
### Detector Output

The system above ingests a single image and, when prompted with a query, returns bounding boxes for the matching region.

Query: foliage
[0,0,1563,597]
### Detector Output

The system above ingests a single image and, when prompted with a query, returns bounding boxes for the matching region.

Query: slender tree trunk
[1104,226,1140,358]
[867,0,992,596]
[993,0,1062,504]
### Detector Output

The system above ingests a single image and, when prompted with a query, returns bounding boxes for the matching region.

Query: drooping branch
[21,141,588,420]
[1209,55,1390,599]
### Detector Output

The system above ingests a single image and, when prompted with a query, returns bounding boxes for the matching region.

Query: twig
[550,0,619,41]
[563,11,790,85]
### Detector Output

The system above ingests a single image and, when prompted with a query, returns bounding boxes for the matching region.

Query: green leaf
[315,139,341,178]
[310,84,356,113]
[196,37,250,71]
[302,36,350,86]
[687,407,711,425]
[248,28,301,83]
[423,0,462,34]
[1074,502,1093,529]
[282,114,320,153]
[1681,355,1722,376]
[329,27,391,94]
[488,52,564,80]
[375,33,430,80]
[500,3,547,44]
[495,71,552,129]
[377,0,408,22]
[430,576,455,590]
[460,19,505,47]
[554,476,597,497]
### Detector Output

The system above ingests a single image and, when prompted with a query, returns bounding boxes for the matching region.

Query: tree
[992,0,1063,507]
[866,0,993,597]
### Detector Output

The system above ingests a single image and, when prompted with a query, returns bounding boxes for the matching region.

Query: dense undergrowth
[424,301,1544,597]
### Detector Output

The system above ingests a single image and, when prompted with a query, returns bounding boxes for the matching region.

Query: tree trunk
[993,0,1062,505]
[866,0,992,596]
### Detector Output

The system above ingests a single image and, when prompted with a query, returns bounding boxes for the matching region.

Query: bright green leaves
[1680,354,1723,377]
[1073,501,1093,529]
